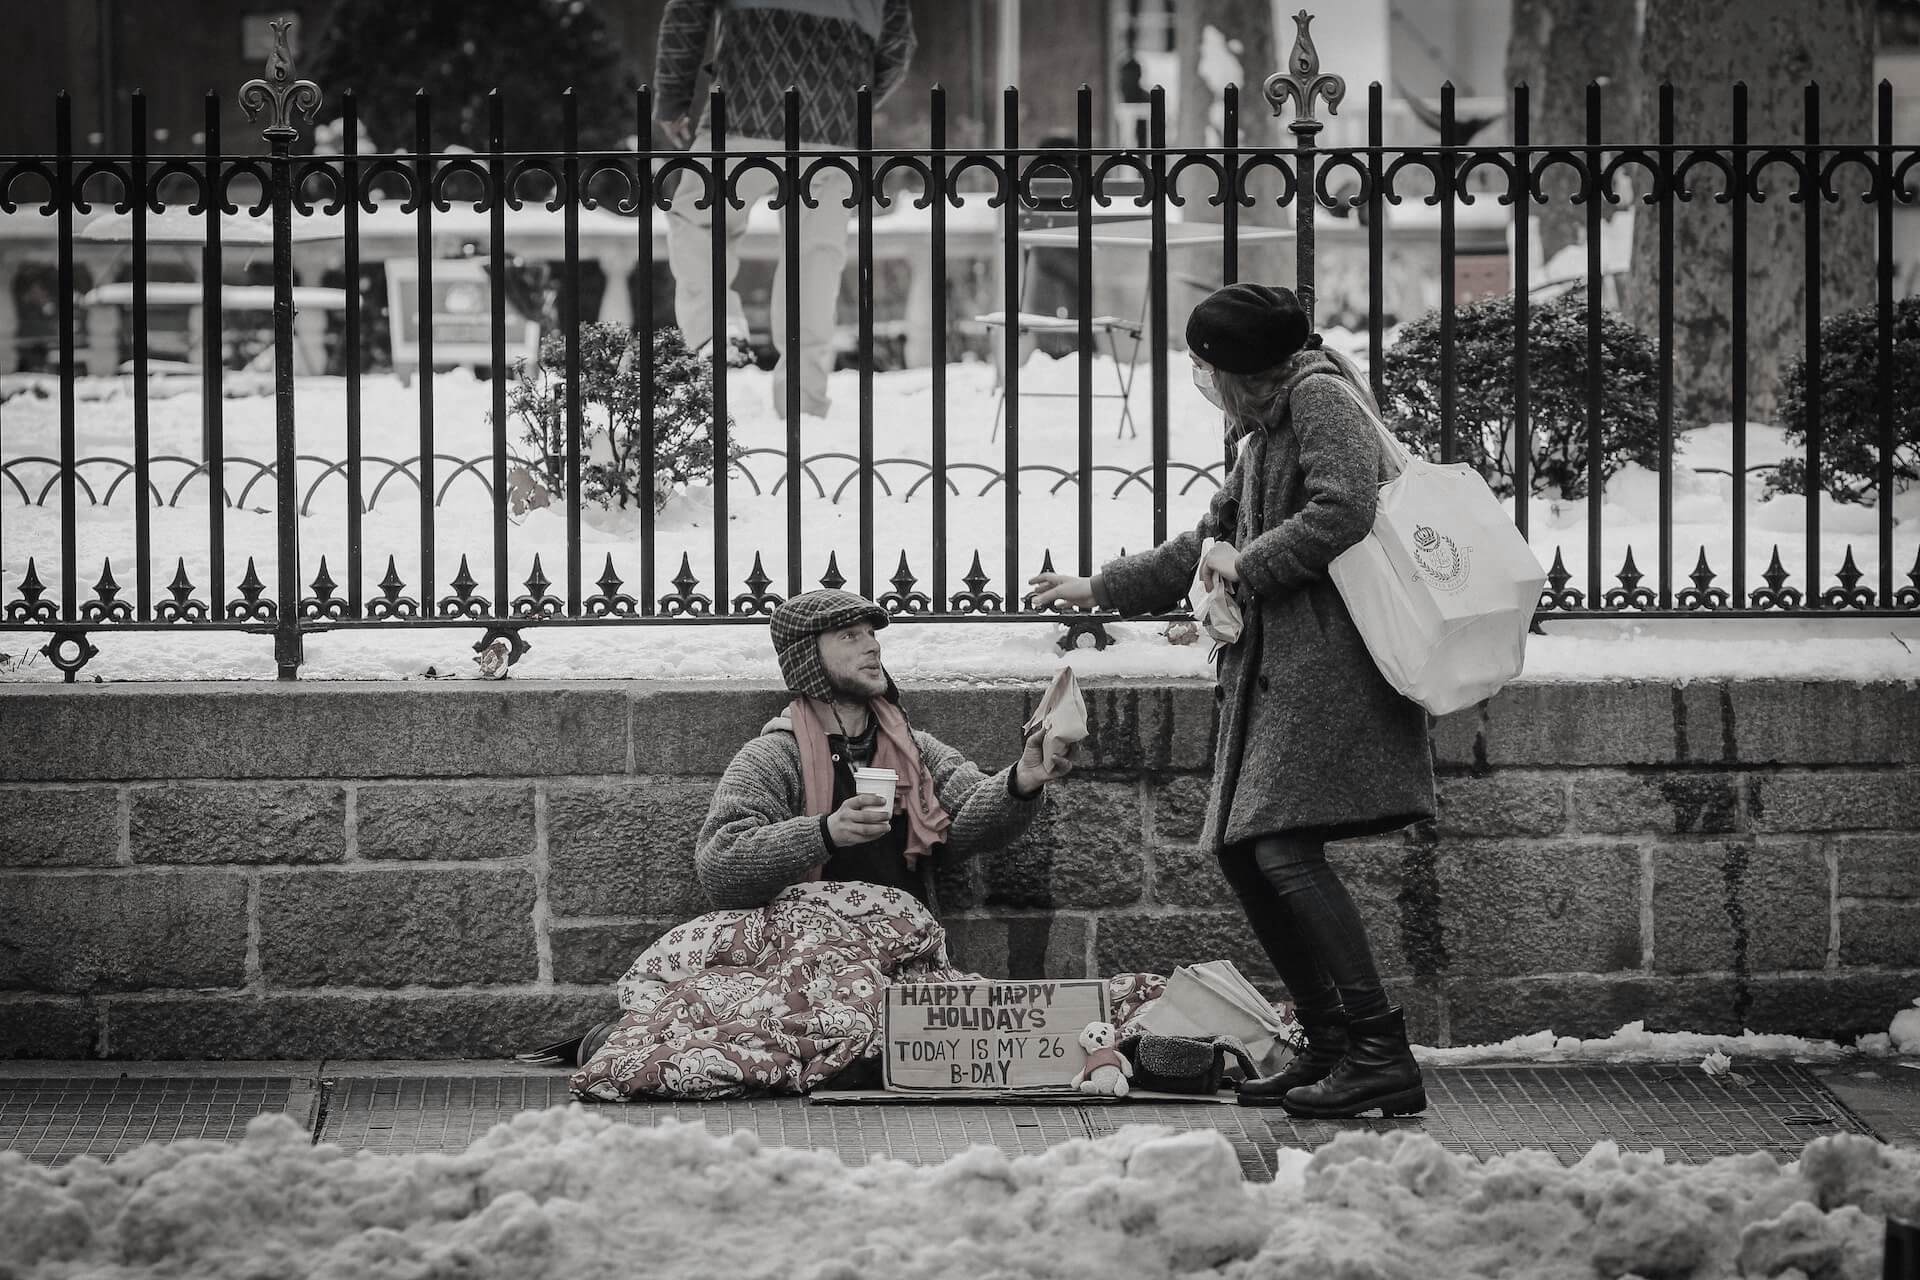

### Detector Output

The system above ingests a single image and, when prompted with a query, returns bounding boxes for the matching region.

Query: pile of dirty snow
[4,1108,1917,1280]
[1414,1020,1907,1067]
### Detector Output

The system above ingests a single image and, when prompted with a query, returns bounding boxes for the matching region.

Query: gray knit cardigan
[694,724,1042,910]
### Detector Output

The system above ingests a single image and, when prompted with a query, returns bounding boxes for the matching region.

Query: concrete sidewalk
[3,1056,1913,1177]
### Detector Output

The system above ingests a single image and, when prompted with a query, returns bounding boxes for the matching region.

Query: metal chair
[976,174,1147,441]
[978,309,1142,441]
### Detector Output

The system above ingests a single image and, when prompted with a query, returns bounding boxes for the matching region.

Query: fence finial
[1264,9,1346,133]
[239,18,320,141]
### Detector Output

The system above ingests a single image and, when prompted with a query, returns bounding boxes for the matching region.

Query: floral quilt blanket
[569,880,1165,1101]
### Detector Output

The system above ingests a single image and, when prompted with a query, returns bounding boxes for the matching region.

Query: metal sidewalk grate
[1082,1062,1877,1177]
[0,1076,304,1167]
[316,1074,1086,1163]
[315,1075,740,1155]
[1,1063,1875,1174]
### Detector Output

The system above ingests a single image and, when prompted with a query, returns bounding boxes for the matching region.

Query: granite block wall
[2,679,1914,1057]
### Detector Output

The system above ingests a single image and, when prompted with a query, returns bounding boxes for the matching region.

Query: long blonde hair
[1214,341,1381,442]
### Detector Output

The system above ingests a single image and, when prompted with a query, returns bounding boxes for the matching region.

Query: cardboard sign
[882,979,1110,1093]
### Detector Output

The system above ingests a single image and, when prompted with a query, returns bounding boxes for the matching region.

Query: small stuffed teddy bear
[1072,1020,1134,1097]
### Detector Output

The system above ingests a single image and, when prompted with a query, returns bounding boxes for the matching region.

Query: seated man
[696,588,1075,910]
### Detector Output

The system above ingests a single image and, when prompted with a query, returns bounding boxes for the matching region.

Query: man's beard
[828,666,890,702]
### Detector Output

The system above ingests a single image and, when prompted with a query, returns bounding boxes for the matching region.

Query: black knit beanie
[1185,283,1317,375]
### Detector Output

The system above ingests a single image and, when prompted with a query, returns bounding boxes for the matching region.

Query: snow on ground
[1414,1020,1911,1068]
[2,354,1916,682]
[3,1107,1917,1280]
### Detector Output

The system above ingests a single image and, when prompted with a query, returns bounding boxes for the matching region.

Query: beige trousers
[665,133,853,417]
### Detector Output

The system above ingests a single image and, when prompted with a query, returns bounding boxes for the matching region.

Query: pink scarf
[788,697,953,874]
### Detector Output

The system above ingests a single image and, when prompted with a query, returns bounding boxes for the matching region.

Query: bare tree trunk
[1504,0,1640,259]
[1624,0,1875,424]
[1175,1,1277,143]
[1171,0,1287,307]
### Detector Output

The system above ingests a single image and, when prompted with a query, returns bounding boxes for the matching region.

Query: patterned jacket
[654,0,917,147]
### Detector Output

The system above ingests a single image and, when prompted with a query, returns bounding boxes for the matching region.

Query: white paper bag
[1324,379,1547,717]
[1022,666,1088,772]
[1187,537,1244,644]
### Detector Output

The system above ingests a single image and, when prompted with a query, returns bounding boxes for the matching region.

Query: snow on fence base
[1,1107,1917,1280]
[2,358,1917,685]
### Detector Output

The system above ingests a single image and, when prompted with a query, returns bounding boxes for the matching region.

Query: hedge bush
[1378,287,1663,499]
[1769,295,1920,504]
[505,324,727,513]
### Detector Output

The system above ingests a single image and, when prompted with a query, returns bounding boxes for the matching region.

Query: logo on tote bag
[1411,524,1472,591]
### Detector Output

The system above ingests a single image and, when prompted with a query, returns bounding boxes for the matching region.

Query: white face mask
[1192,363,1223,409]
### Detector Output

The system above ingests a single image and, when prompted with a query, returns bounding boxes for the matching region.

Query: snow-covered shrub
[1770,295,1920,504]
[1378,287,1663,499]
[505,323,728,513]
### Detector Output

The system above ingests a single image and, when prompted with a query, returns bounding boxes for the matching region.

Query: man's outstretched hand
[826,792,892,847]
[1014,722,1077,797]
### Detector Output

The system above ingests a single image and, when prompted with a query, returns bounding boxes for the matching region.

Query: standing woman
[1030,283,1435,1119]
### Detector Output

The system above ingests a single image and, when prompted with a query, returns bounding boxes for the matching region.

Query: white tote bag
[1324,378,1548,717]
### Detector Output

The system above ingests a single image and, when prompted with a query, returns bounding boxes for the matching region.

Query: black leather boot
[1279,1007,1426,1118]
[1236,1013,1349,1106]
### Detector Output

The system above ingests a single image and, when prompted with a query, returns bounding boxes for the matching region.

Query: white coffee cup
[851,766,898,808]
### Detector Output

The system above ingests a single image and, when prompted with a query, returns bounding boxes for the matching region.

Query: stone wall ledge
[5,677,1913,781]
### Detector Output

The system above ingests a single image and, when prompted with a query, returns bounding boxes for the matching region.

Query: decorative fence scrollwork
[3,12,1916,682]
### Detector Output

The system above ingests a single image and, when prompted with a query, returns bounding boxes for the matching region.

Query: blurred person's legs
[666,135,851,418]
[769,160,853,418]
[666,132,775,361]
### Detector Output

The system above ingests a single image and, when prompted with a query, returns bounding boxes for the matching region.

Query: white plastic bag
[1324,378,1547,717]
[1187,537,1244,644]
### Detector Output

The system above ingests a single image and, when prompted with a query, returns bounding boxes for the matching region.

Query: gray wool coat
[1096,350,1436,854]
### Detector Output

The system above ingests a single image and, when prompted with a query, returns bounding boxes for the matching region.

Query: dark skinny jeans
[1217,834,1392,1025]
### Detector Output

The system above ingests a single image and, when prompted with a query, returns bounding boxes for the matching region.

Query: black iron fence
[1,16,1915,681]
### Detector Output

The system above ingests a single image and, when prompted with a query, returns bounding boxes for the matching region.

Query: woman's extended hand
[1027,572,1095,610]
[1199,541,1241,592]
